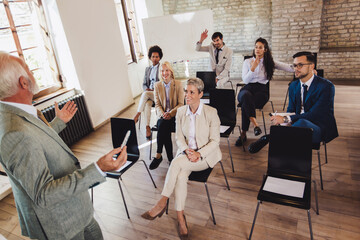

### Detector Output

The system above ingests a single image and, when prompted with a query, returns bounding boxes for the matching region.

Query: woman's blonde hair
[160,61,175,81]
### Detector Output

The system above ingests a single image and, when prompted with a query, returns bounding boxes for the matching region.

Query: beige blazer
[154,79,185,119]
[175,104,222,168]
[196,42,233,82]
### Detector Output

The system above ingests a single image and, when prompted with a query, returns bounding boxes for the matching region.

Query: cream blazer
[175,104,222,168]
[154,79,185,119]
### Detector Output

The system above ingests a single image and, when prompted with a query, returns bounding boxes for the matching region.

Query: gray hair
[0,51,28,99]
[186,78,204,93]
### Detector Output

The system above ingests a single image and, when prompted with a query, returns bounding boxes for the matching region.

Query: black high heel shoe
[254,126,262,136]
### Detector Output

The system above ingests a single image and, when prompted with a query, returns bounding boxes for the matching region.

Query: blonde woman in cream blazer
[150,61,184,170]
[142,78,221,239]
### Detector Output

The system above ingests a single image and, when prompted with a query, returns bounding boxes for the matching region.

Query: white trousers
[216,76,230,89]
[161,154,209,211]
[137,91,154,126]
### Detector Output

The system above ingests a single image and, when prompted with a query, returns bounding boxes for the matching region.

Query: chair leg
[317,151,324,190]
[227,138,235,172]
[166,198,169,215]
[229,80,234,90]
[219,161,230,190]
[262,110,267,135]
[236,85,239,97]
[312,180,319,215]
[249,201,261,240]
[138,113,141,130]
[283,88,289,111]
[270,100,274,113]
[238,125,246,152]
[149,130,153,160]
[204,182,216,225]
[140,160,157,188]
[324,141,328,164]
[307,210,314,240]
[91,187,93,204]
[117,179,130,219]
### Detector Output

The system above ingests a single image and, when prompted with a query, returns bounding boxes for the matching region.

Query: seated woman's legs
[156,117,175,161]
[134,92,155,138]
[143,155,209,234]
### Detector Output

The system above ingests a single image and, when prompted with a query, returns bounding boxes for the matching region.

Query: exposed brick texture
[162,0,360,81]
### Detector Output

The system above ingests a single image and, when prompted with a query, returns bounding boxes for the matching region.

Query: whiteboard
[142,9,214,62]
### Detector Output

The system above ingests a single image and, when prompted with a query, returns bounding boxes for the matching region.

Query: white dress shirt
[242,57,294,84]
[300,74,314,114]
[163,80,172,112]
[185,102,203,150]
[149,63,159,90]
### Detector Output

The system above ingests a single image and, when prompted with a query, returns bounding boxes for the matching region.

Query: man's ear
[18,76,28,89]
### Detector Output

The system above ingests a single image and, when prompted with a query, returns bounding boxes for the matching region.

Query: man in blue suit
[249,52,338,153]
[271,51,338,143]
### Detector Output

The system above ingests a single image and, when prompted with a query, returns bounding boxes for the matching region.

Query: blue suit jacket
[287,75,338,143]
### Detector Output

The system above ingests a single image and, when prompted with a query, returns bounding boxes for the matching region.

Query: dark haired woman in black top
[236,38,294,146]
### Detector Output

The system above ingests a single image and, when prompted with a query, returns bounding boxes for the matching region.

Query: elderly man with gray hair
[0,51,127,240]
[141,77,221,238]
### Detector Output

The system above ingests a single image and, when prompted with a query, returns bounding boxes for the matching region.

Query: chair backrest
[111,118,139,158]
[268,125,313,178]
[196,71,216,94]
[209,88,236,126]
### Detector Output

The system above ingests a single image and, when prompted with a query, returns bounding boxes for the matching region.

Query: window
[0,0,61,97]
[114,0,142,64]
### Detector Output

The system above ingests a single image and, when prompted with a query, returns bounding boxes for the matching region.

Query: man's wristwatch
[283,116,289,123]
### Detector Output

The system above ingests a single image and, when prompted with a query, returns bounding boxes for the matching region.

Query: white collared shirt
[300,74,314,113]
[242,57,294,84]
[0,101,37,117]
[149,63,159,90]
[185,102,203,150]
[163,80,172,111]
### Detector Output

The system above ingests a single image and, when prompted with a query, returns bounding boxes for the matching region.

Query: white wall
[55,0,133,127]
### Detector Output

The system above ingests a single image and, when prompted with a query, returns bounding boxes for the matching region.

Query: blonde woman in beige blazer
[150,61,184,170]
[142,78,221,239]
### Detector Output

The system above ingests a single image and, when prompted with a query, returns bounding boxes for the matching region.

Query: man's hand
[97,146,127,172]
[215,78,219,84]
[55,101,77,123]
[199,29,208,43]
[250,56,261,72]
[162,112,171,120]
[271,115,285,125]
[185,149,201,162]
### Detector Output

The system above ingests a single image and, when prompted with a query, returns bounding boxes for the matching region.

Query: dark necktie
[302,84,308,105]
[215,48,222,64]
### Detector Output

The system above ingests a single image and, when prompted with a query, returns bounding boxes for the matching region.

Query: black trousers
[237,83,269,131]
[156,117,175,161]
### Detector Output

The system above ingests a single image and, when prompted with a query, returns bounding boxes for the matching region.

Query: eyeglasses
[293,63,312,69]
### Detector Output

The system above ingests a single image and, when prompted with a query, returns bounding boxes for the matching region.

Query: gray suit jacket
[175,105,222,168]
[0,102,105,240]
[143,65,160,91]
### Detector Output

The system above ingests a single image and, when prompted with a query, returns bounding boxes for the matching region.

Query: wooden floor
[1,80,359,240]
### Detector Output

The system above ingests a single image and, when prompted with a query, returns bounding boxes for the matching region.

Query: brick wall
[162,0,360,81]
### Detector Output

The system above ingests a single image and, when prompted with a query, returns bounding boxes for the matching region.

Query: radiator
[40,93,93,146]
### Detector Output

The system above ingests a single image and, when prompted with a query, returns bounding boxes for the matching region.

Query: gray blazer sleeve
[143,67,150,91]
[0,131,105,208]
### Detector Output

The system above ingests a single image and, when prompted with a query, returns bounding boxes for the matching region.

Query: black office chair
[209,88,240,170]
[166,160,230,225]
[91,118,157,219]
[196,71,216,98]
[249,126,319,240]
